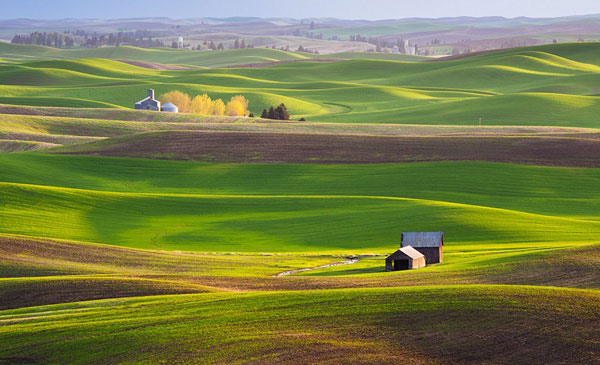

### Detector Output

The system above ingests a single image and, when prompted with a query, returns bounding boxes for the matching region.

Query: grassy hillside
[1,43,600,125]
[1,153,599,252]
[0,42,427,67]
[1,286,598,364]
[0,43,313,67]
[1,41,600,364]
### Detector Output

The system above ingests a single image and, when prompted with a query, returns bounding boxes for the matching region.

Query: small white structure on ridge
[161,102,179,113]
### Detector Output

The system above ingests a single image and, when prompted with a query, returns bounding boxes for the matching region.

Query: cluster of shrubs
[260,104,290,120]
[159,91,250,116]
[158,91,296,120]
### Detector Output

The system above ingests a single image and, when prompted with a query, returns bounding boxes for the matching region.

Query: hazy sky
[2,0,599,19]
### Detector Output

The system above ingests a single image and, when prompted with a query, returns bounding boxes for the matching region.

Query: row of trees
[267,44,319,54]
[159,91,251,117]
[12,32,75,48]
[11,30,166,49]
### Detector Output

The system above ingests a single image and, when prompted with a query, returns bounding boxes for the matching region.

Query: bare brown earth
[0,140,59,152]
[1,234,599,309]
[54,130,600,167]
[115,59,192,70]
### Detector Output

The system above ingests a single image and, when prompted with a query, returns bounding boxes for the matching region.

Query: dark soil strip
[56,130,600,167]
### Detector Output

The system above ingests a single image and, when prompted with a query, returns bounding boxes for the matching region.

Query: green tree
[275,103,290,120]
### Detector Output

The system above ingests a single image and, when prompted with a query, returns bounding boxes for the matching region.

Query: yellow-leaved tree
[159,91,191,113]
[210,99,226,116]
[225,95,249,116]
[191,94,213,115]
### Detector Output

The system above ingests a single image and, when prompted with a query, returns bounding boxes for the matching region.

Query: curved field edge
[1,233,599,292]
[2,180,600,252]
[0,285,598,364]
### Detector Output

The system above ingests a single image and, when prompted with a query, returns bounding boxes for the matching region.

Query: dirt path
[276,258,360,276]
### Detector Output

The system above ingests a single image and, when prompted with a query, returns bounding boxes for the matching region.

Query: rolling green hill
[1,41,600,364]
[1,153,599,253]
[1,43,600,125]
[0,42,312,67]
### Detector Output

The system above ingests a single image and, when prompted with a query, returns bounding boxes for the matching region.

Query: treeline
[11,30,166,49]
[82,31,166,48]
[191,39,256,51]
[11,32,75,48]
[159,91,252,117]
[267,44,319,54]
[349,34,414,52]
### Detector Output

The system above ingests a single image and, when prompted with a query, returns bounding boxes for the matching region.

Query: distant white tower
[177,35,184,49]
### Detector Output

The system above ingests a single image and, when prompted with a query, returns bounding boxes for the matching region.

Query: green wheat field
[0,41,599,363]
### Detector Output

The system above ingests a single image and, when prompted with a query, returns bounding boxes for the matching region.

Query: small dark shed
[401,232,444,265]
[385,246,426,271]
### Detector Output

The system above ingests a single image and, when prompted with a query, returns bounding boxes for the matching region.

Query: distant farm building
[385,246,426,271]
[401,231,444,265]
[392,45,400,54]
[161,102,179,113]
[134,89,179,113]
[135,89,161,111]
[177,35,184,49]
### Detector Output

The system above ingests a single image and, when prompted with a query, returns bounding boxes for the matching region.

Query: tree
[261,109,269,118]
[225,95,249,116]
[159,91,192,113]
[217,43,225,50]
[225,100,246,116]
[267,106,276,119]
[191,94,212,115]
[234,39,240,49]
[310,21,315,30]
[275,103,290,120]
[240,39,246,49]
[210,99,226,115]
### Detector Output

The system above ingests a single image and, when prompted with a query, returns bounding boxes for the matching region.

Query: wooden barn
[385,246,426,271]
[401,231,444,264]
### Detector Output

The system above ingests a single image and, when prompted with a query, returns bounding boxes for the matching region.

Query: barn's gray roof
[135,97,159,106]
[401,232,444,248]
